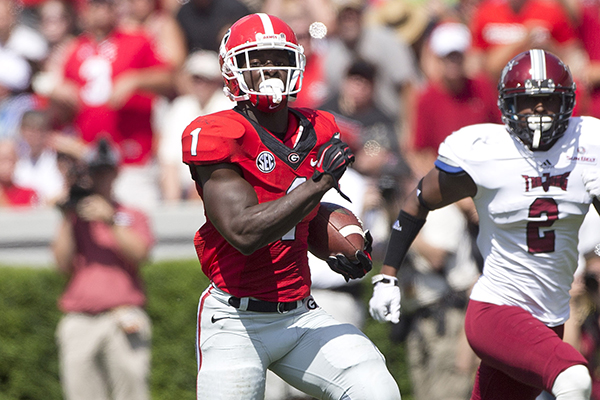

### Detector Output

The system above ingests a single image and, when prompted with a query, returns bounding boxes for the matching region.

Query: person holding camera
[52,138,155,400]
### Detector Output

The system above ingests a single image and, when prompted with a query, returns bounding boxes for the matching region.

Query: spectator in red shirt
[470,0,581,80]
[48,0,173,210]
[0,138,38,207]
[52,138,154,400]
[411,22,500,176]
[118,0,187,69]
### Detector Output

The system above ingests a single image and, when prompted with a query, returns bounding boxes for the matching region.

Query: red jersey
[1,184,37,207]
[471,0,576,50]
[63,30,167,165]
[182,107,340,302]
[413,76,500,152]
[59,204,154,314]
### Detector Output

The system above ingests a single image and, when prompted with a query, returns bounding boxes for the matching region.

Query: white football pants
[195,284,401,400]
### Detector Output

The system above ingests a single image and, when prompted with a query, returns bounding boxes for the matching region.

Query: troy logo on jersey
[522,172,570,192]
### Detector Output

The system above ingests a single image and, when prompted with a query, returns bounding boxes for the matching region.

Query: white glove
[583,169,600,199]
[368,274,401,324]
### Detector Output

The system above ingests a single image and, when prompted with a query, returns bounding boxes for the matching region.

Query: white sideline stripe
[338,225,364,238]
[257,13,274,35]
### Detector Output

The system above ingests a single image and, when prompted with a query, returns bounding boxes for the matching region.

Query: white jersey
[437,116,600,326]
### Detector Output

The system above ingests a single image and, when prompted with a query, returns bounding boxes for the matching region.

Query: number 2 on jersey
[527,198,558,253]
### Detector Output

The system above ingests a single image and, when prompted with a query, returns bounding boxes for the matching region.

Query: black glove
[312,137,355,201]
[326,251,372,282]
[326,230,374,281]
[363,229,373,255]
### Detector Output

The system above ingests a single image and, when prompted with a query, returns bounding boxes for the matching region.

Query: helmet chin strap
[259,78,284,104]
[527,115,553,149]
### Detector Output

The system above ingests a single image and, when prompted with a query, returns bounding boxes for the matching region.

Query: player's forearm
[380,264,399,277]
[379,184,432,274]
[225,176,333,255]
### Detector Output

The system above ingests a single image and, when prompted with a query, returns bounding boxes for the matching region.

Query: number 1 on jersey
[190,128,201,156]
[281,177,308,241]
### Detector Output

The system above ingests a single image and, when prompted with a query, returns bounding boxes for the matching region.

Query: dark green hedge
[0,261,412,400]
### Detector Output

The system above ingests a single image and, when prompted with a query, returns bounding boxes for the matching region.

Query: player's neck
[238,103,290,138]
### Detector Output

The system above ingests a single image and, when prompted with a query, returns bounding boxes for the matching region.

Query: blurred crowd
[0,0,598,236]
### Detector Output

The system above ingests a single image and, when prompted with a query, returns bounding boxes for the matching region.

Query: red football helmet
[219,13,306,112]
[498,49,576,150]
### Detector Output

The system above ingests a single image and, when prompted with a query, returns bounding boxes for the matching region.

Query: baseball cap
[185,50,222,80]
[0,50,31,91]
[429,23,472,57]
[347,59,377,82]
[85,138,121,169]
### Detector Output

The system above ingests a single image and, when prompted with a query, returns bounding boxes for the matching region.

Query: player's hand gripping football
[582,169,600,200]
[312,137,355,201]
[369,273,401,324]
[326,230,373,281]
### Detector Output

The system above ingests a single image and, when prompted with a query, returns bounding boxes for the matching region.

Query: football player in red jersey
[369,49,599,400]
[181,13,400,400]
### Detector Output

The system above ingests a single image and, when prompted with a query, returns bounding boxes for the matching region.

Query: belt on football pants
[227,296,303,313]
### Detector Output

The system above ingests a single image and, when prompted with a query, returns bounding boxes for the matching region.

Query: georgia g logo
[256,151,276,173]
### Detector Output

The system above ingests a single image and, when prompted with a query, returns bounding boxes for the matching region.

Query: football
[307,202,366,262]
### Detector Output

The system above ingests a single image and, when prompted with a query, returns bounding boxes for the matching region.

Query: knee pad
[551,364,592,400]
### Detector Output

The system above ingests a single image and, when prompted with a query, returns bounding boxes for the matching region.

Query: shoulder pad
[440,123,509,160]
[293,108,341,145]
[182,113,246,165]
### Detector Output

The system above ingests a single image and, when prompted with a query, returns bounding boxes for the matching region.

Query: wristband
[383,210,426,269]
[371,274,399,286]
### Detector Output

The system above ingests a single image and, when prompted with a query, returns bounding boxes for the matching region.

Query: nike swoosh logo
[211,315,229,323]
[310,158,317,167]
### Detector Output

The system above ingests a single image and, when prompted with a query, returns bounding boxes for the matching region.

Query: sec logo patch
[257,151,276,173]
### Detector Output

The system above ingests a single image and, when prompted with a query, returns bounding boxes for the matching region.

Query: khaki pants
[56,307,151,400]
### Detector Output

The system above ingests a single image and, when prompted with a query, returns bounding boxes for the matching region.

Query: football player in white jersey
[369,49,600,400]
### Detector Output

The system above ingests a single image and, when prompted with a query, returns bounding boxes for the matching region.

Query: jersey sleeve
[437,129,470,171]
[436,124,496,183]
[181,114,246,166]
[314,109,338,129]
